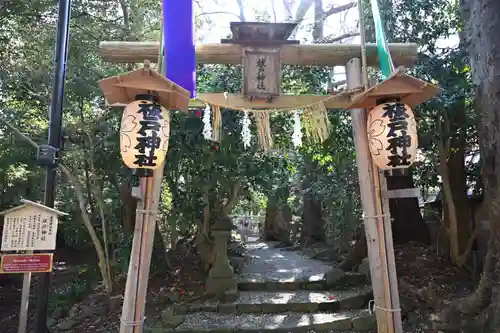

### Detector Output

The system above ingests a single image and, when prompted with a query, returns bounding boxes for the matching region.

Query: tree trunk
[119,181,137,236]
[301,196,324,244]
[440,134,473,267]
[263,201,278,241]
[301,159,324,244]
[448,0,500,330]
[385,171,430,245]
[448,127,472,256]
[263,198,292,243]
[151,223,170,274]
[313,0,324,42]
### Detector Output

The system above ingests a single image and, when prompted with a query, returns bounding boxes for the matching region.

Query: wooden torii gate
[100,40,418,110]
[99,23,437,333]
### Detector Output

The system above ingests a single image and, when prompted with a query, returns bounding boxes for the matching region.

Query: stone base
[205,275,238,296]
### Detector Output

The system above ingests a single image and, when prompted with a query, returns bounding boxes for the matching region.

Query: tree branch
[60,163,112,294]
[235,0,246,21]
[223,180,241,215]
[320,32,360,43]
[0,110,112,294]
[282,0,295,21]
[323,2,357,20]
[0,113,39,149]
[196,11,242,19]
[271,0,278,22]
[293,0,356,31]
[294,0,314,23]
[118,0,129,29]
[455,225,481,267]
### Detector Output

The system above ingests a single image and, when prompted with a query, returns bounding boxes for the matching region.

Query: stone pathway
[171,241,376,333]
[238,241,332,283]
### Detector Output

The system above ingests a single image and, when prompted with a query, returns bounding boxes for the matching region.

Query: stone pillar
[205,218,238,296]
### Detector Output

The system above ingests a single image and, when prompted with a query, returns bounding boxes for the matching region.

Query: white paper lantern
[120,99,170,170]
[367,102,418,170]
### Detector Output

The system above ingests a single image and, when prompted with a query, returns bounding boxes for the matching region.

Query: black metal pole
[35,1,72,332]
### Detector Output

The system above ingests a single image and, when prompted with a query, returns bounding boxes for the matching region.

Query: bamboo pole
[376,168,403,333]
[99,41,418,67]
[345,58,391,333]
[120,176,150,333]
[132,176,155,333]
[119,169,163,333]
[371,162,396,333]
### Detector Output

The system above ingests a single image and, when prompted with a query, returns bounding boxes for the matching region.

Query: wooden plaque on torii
[222,22,299,102]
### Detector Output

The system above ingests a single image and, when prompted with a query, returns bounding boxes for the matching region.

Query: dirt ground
[0,243,207,333]
[304,241,475,332]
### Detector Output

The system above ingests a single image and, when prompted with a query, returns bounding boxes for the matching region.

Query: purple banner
[163,0,196,98]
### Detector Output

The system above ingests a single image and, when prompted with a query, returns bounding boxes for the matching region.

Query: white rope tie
[368,300,401,315]
[135,209,158,216]
[120,316,146,327]
[360,213,391,220]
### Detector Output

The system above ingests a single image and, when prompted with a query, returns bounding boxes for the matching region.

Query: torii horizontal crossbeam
[99,41,417,67]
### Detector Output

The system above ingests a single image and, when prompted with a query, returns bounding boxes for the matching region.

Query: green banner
[369,0,393,79]
[158,26,166,75]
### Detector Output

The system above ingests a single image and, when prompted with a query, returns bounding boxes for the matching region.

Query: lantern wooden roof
[0,199,68,216]
[348,66,440,109]
[98,61,190,112]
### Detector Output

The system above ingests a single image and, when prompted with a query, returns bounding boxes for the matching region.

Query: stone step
[170,310,376,332]
[175,287,373,315]
[238,272,368,291]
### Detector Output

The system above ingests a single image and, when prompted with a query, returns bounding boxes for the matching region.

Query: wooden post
[18,251,32,333]
[345,58,392,333]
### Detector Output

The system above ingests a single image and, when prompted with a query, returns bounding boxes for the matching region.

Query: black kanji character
[134,154,158,167]
[137,120,161,136]
[387,153,412,168]
[138,102,163,121]
[135,131,161,154]
[387,119,408,137]
[256,57,266,90]
[382,103,409,121]
[386,133,412,155]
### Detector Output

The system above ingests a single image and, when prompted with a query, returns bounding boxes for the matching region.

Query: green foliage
[361,0,478,195]
[0,0,475,305]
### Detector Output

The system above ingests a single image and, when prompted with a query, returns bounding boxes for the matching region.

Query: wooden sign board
[243,47,280,99]
[0,199,67,251]
[0,253,53,274]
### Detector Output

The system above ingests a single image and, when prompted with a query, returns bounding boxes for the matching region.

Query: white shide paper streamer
[241,111,252,148]
[202,104,212,140]
[292,110,303,148]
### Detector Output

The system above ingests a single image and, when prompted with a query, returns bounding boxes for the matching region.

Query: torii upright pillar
[346,57,401,333]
